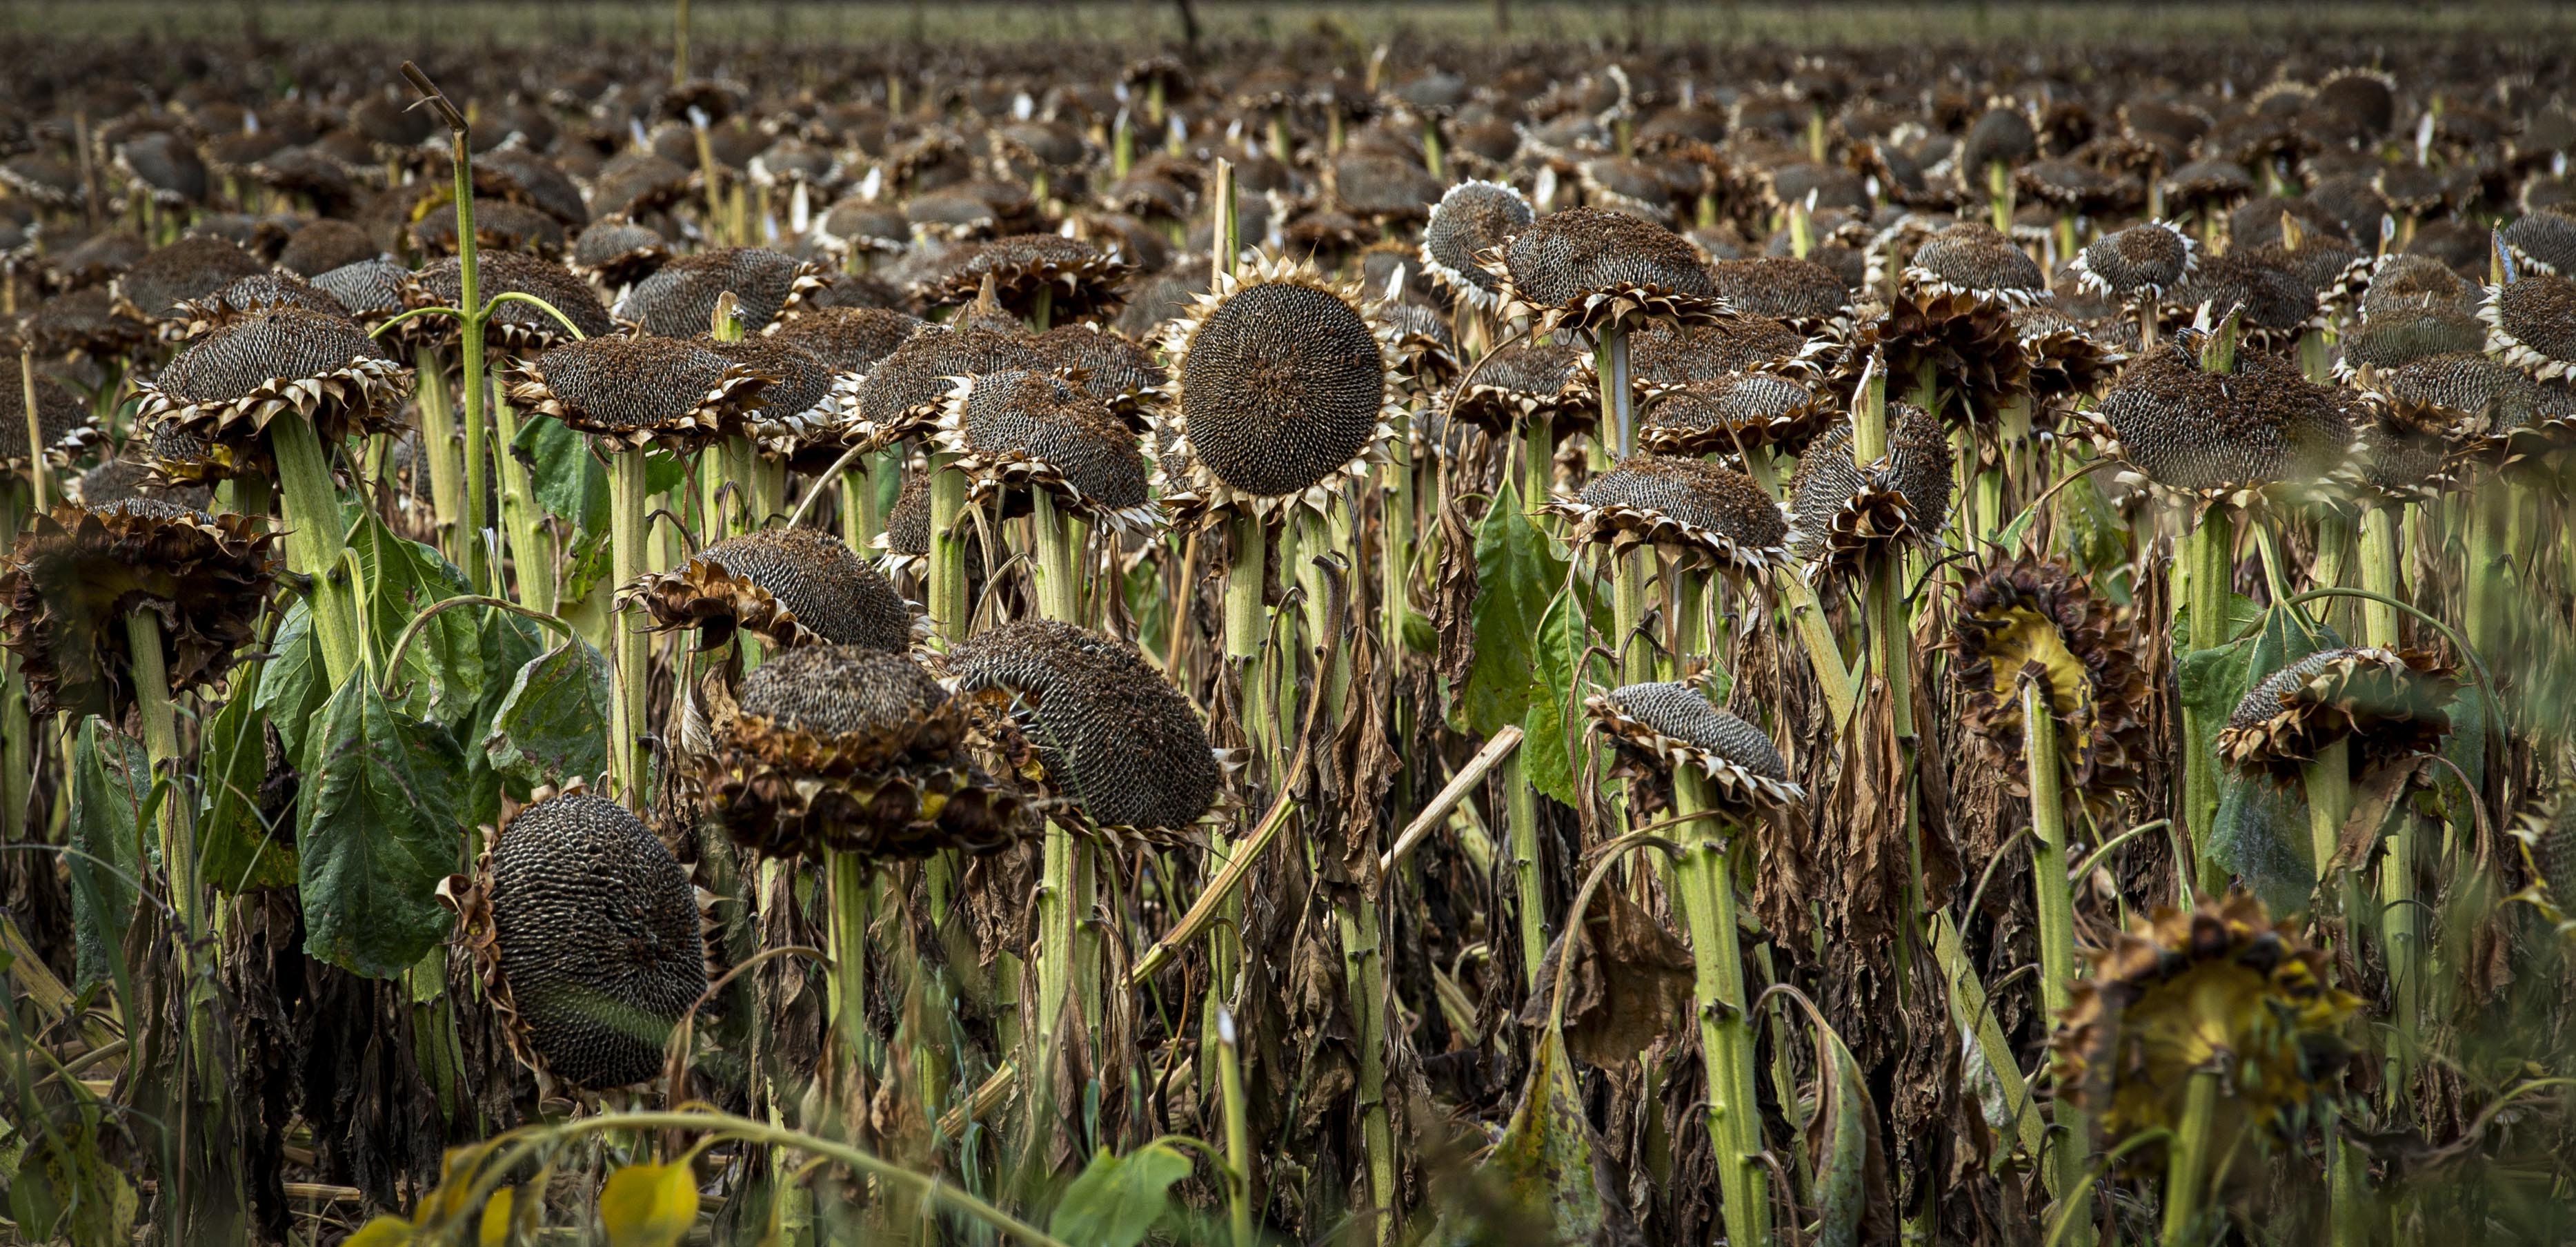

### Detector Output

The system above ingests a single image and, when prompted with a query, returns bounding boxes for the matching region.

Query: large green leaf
[482,636,611,789]
[298,676,470,979]
[1047,1142,1190,1247]
[1456,482,1567,738]
[199,681,296,894]
[511,411,608,533]
[2190,604,2342,907]
[66,719,150,990]
[1520,585,1613,809]
[349,512,482,725]
[255,600,328,760]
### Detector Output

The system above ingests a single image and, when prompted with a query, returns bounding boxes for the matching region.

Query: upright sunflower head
[933,369,1160,534]
[0,500,279,719]
[1945,555,2152,798]
[1162,253,1394,520]
[698,644,1024,860]
[1585,681,1805,812]
[633,527,919,654]
[942,619,1225,845]
[1545,454,1793,575]
[2215,646,2460,786]
[1483,206,1730,337]
[2051,892,2359,1149]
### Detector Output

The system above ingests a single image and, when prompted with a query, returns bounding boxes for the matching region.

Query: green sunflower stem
[1521,413,1554,509]
[1612,547,1653,684]
[124,611,199,960]
[2160,1068,2223,1247]
[0,491,26,848]
[1506,754,1546,990]
[2023,678,2092,1227]
[1596,323,1634,458]
[1381,408,1416,654]
[608,445,651,805]
[2180,504,2235,880]
[488,393,553,615]
[827,850,871,1057]
[270,411,363,685]
[1216,1008,1256,1247]
[2361,507,2420,1083]
[1030,493,1097,1073]
[1671,770,1770,1247]
[927,453,970,641]
[2305,738,2353,906]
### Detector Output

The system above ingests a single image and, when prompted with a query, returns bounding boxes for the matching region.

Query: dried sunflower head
[3,369,106,469]
[447,789,708,1093]
[1846,288,2030,434]
[1445,337,1595,436]
[2337,306,2489,377]
[1161,253,1395,520]
[702,333,836,450]
[1419,179,1535,312]
[2499,209,2576,277]
[111,235,268,335]
[1635,371,1836,458]
[1483,206,1731,338]
[1786,400,1952,580]
[633,527,918,654]
[1585,681,1805,812]
[844,324,1048,451]
[2508,788,2576,927]
[770,306,926,377]
[2070,221,2199,302]
[0,500,279,719]
[617,246,826,337]
[132,306,412,454]
[2215,646,2460,786]
[2159,252,2321,349]
[571,218,673,290]
[2479,271,2576,380]
[933,369,1159,533]
[2089,345,2359,505]
[306,259,413,335]
[404,251,615,357]
[2012,304,2129,406]
[698,644,1024,860]
[2360,253,2473,318]
[1945,555,2152,798]
[2050,892,2359,1150]
[1903,222,2048,306]
[922,233,1134,324]
[1028,323,1168,424]
[18,286,152,362]
[1544,453,1794,573]
[1705,256,1852,332]
[504,334,774,451]
[942,618,1224,844]
[167,271,350,338]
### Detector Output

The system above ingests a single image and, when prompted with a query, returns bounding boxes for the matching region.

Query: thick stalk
[2160,1069,2223,1247]
[2361,508,2419,1078]
[1216,1009,1255,1247]
[1595,324,1634,458]
[2023,680,2090,1226]
[270,413,362,683]
[2305,740,2353,903]
[827,850,870,1053]
[608,447,651,804]
[2180,507,2235,875]
[446,139,492,596]
[413,355,462,558]
[1506,755,1545,990]
[1380,409,1416,652]
[1030,493,1093,1063]
[927,456,969,640]
[1672,770,1770,1247]
[488,393,553,613]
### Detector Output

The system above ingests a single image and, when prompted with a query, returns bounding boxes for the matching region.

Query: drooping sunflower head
[2,369,106,470]
[698,644,1024,860]
[847,324,1048,451]
[1705,256,1852,333]
[616,246,826,337]
[2337,389,2466,504]
[2070,221,2199,302]
[942,618,1225,845]
[922,233,1135,324]
[131,306,413,455]
[1787,400,1953,580]
[504,333,775,451]
[1545,453,1794,576]
[1846,287,2030,436]
[1162,253,1394,520]
[1446,337,1595,436]
[404,251,617,357]
[570,217,673,290]
[2479,271,2576,381]
[1945,555,2152,798]
[166,270,349,338]
[1903,222,2050,307]
[2337,306,2490,378]
[2508,787,2576,927]
[1419,179,1535,311]
[2215,646,2461,786]
[0,500,279,720]
[933,369,1160,534]
[111,234,268,335]
[1483,206,1730,337]
[1027,323,1167,425]
[2499,208,2576,277]
[1585,680,1805,812]
[450,789,709,1094]
[2158,252,2321,349]
[1636,371,1837,458]
[2012,304,2129,408]
[703,333,837,451]
[2090,345,2359,505]
[2051,892,2361,1149]
[633,526,919,654]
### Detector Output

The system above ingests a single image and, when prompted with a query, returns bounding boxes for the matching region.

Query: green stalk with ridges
[2023,678,2091,1228]
[1672,769,1769,1247]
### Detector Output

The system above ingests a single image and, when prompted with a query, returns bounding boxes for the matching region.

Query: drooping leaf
[2189,604,2342,907]
[199,680,296,894]
[1457,482,1567,738]
[1047,1142,1191,1247]
[255,600,328,760]
[483,635,611,789]
[66,719,150,991]
[297,676,470,979]
[1523,887,1693,1068]
[349,511,484,725]
[460,609,551,825]
[599,1162,699,1247]
[1520,584,1614,808]
[1428,1033,1611,1246]
[511,410,608,533]
[7,1117,138,1247]
[1805,1012,1894,1247]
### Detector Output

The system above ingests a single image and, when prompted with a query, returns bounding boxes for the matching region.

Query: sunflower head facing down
[2051,892,2360,1150]
[1585,680,1807,814]
[2508,787,2576,930]
[1481,206,1733,339]
[1945,555,2152,799]
[2214,646,2461,786]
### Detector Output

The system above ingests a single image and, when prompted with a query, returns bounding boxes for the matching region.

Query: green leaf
[511,411,608,533]
[1456,482,1567,738]
[1519,584,1613,809]
[598,1162,699,1247]
[349,511,482,724]
[483,636,611,788]
[2189,604,2343,907]
[1429,1034,1607,1246]
[199,682,296,894]
[66,719,150,990]
[645,449,689,498]
[1047,1142,1191,1247]
[297,676,470,979]
[2171,591,2263,654]
[255,600,328,760]
[1806,1014,1890,1247]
